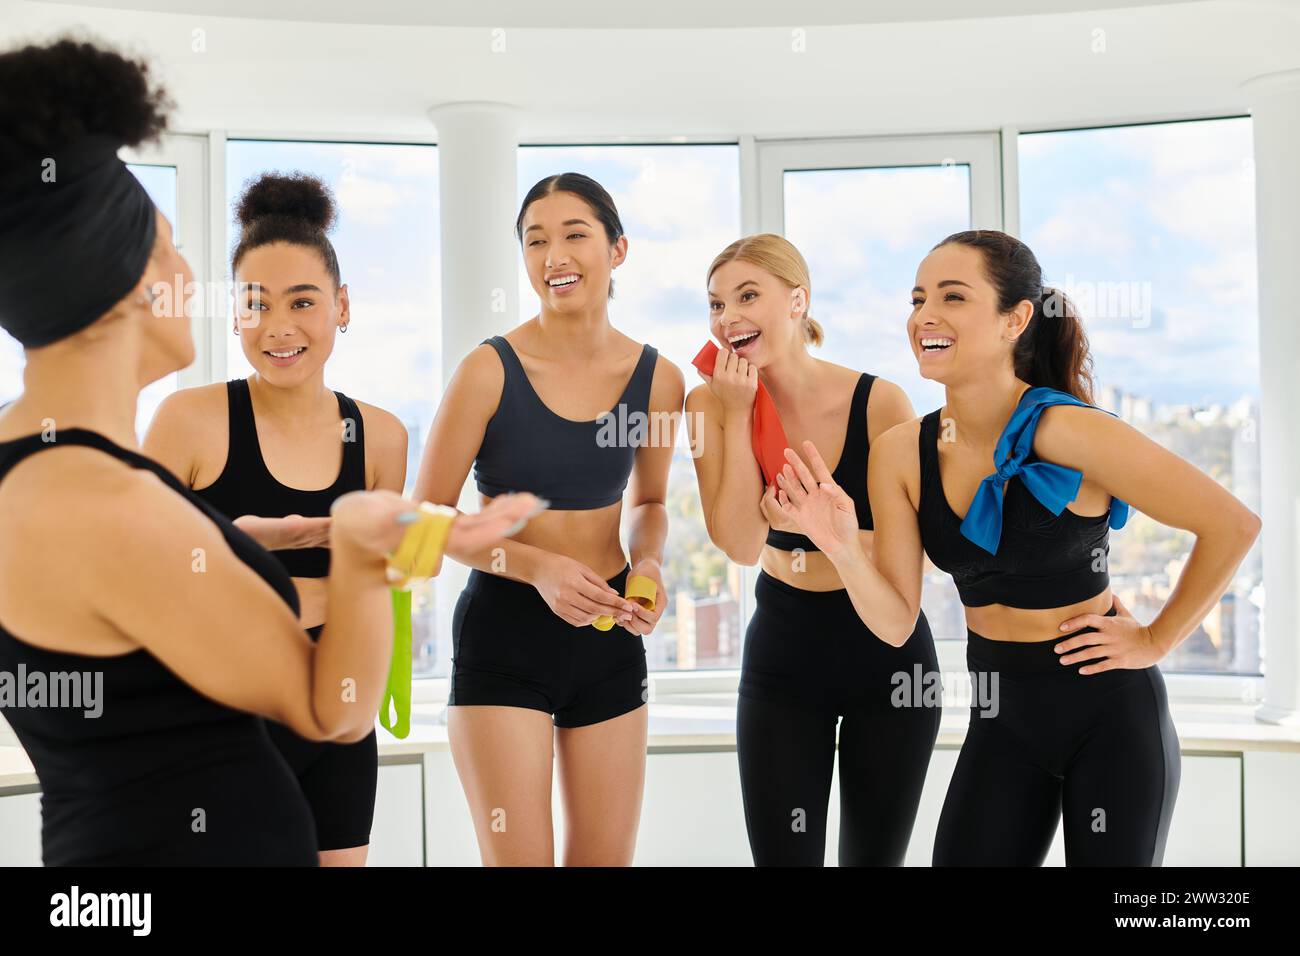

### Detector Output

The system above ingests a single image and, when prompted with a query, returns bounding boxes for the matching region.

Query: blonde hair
[707,233,823,347]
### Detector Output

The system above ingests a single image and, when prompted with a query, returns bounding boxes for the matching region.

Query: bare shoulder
[873,416,924,470]
[353,399,406,443]
[142,381,231,484]
[865,376,915,440]
[0,441,140,520]
[648,353,685,409]
[0,442,191,578]
[150,381,227,431]
[867,376,908,408]
[436,342,507,435]
[439,342,507,413]
[0,448,171,647]
[456,340,507,384]
[685,381,720,416]
[353,398,408,469]
[813,357,866,390]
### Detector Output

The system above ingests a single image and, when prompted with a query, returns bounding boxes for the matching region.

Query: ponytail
[802,313,824,347]
[933,230,1093,402]
[1017,286,1094,404]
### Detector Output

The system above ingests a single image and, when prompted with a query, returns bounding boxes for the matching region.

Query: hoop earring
[339,323,349,334]
[233,326,240,336]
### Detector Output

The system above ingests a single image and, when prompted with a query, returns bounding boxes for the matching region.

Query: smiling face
[908,242,1030,386]
[520,190,625,312]
[233,241,347,381]
[706,258,807,367]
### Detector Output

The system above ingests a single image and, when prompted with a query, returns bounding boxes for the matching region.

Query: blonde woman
[687,234,939,866]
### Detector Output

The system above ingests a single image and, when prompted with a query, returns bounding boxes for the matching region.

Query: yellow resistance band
[386,502,458,590]
[593,574,658,631]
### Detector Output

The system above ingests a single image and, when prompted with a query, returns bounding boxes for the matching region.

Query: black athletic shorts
[264,623,378,853]
[450,564,648,728]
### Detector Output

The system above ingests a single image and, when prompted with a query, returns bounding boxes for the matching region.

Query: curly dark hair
[0,36,172,171]
[231,172,341,287]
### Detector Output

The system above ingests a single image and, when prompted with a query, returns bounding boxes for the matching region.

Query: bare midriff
[479,494,629,582]
[962,587,1115,643]
[761,527,1116,645]
[759,529,875,592]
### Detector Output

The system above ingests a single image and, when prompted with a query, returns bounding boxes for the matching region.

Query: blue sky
[1019,117,1258,408]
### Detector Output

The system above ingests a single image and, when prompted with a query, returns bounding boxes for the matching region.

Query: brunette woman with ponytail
[770,229,1260,866]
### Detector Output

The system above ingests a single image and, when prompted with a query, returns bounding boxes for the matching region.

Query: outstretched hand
[770,441,861,558]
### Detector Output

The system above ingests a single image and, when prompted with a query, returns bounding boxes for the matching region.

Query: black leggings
[737,571,941,866]
[933,608,1180,866]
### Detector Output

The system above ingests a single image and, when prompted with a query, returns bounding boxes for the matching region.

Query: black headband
[0,134,157,349]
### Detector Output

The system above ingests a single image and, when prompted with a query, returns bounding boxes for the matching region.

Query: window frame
[1008,113,1265,703]
[182,124,1270,708]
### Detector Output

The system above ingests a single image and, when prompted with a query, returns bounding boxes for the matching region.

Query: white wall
[4,746,1294,865]
[4,1,1298,142]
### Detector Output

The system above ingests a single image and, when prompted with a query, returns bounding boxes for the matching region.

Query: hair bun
[236,172,336,232]
[0,38,172,170]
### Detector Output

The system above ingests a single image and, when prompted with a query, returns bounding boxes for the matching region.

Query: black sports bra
[192,378,367,578]
[0,428,316,865]
[767,372,876,552]
[472,335,659,510]
[916,408,1112,609]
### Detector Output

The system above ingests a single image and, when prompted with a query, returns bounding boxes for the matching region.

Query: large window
[1019,117,1262,676]
[225,140,442,673]
[0,162,179,440]
[758,134,1003,647]
[780,160,977,647]
[517,145,743,670]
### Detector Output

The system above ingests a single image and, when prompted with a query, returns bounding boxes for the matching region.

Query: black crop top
[916,408,1112,609]
[0,428,317,865]
[767,372,876,552]
[472,335,659,510]
[192,378,367,579]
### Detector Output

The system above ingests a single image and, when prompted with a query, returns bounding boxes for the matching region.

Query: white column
[1243,70,1300,725]
[427,102,522,675]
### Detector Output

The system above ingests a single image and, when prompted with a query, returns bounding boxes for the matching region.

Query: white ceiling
[4,0,1298,140]
[25,0,1205,28]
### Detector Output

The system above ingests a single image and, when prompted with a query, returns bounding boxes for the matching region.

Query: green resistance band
[379,588,413,739]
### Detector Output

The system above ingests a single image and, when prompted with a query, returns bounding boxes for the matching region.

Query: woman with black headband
[143,171,406,866]
[0,38,536,866]
[770,230,1261,866]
